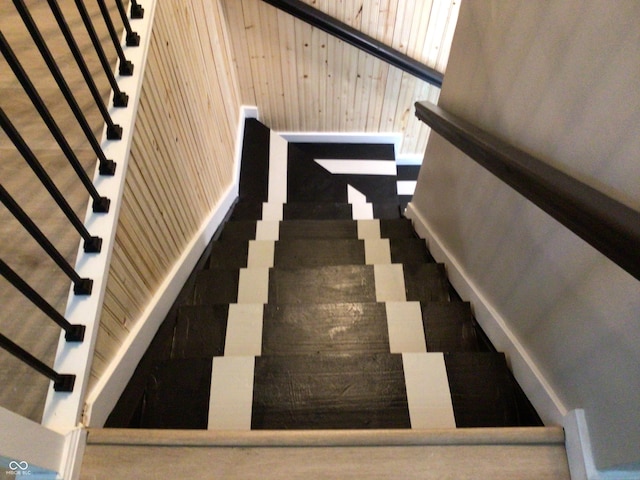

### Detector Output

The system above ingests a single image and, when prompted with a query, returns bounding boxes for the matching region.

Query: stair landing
[81,427,570,480]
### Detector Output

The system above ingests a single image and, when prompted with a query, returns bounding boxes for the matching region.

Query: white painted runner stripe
[255,220,280,241]
[357,219,381,239]
[351,202,374,220]
[237,268,269,304]
[373,264,406,302]
[396,153,423,166]
[364,239,391,264]
[261,202,283,221]
[247,240,275,268]
[386,302,427,353]
[347,184,367,204]
[268,131,288,203]
[224,304,264,356]
[397,180,417,196]
[209,356,255,430]
[314,159,397,175]
[347,185,374,219]
[402,352,456,429]
[278,132,401,148]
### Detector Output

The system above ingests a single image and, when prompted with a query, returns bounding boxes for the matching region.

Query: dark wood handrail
[261,0,443,88]
[415,100,640,281]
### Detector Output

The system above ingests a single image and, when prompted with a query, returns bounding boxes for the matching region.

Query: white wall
[409,1,640,471]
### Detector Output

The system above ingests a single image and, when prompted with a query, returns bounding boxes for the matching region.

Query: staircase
[80,119,570,478]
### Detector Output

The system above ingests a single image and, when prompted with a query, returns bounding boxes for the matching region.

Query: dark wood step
[252,353,410,429]
[229,201,403,221]
[137,352,539,430]
[396,165,421,181]
[172,301,480,359]
[139,358,212,429]
[219,218,417,241]
[206,238,435,269]
[238,118,270,201]
[287,142,398,204]
[193,263,449,305]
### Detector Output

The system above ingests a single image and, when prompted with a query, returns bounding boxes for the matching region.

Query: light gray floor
[80,428,570,480]
[0,0,118,422]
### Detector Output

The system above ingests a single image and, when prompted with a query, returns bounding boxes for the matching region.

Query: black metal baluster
[0,260,87,338]
[96,0,135,74]
[0,34,111,214]
[0,332,75,392]
[114,0,140,46]
[0,108,103,254]
[12,0,122,165]
[45,0,128,109]
[1,186,93,296]
[75,0,133,78]
[130,0,144,19]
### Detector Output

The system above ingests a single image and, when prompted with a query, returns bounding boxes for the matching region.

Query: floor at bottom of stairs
[80,429,571,480]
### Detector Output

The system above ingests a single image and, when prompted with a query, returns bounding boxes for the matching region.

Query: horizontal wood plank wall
[89,0,241,388]
[220,0,460,155]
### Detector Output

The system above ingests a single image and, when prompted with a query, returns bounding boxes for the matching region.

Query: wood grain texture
[90,0,241,389]
[81,428,569,480]
[220,0,460,155]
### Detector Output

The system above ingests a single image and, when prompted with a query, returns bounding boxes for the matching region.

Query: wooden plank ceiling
[220,0,461,155]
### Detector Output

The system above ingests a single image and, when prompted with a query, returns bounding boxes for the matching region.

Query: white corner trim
[82,108,256,427]
[242,105,259,120]
[564,409,594,480]
[405,202,567,426]
[59,428,87,480]
[277,131,403,155]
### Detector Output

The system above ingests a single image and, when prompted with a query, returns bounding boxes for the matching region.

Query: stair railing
[261,0,444,88]
[415,100,640,281]
[0,0,156,438]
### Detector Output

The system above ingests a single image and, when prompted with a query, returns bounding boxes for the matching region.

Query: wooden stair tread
[219,218,417,241]
[87,426,565,446]
[81,427,570,479]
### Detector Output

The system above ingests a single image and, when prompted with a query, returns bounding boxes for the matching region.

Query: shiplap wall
[221,0,460,155]
[89,0,241,388]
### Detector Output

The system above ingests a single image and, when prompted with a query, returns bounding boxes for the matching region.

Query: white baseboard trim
[564,409,594,480]
[60,428,87,480]
[83,106,256,427]
[277,131,403,155]
[404,202,567,426]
